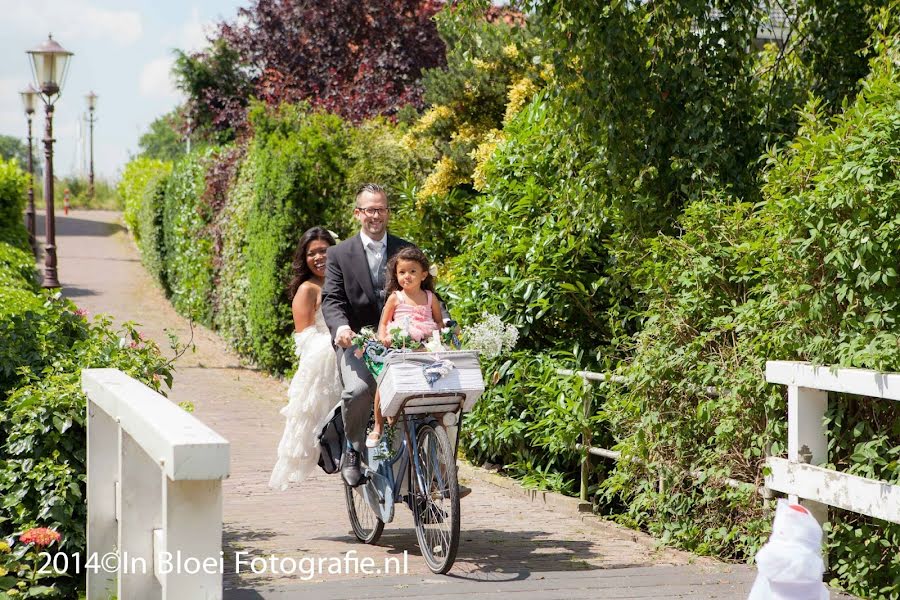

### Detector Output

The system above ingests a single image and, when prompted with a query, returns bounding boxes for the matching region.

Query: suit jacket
[321,232,413,340]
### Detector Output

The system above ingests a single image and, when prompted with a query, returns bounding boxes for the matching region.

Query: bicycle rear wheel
[412,422,460,574]
[345,481,384,544]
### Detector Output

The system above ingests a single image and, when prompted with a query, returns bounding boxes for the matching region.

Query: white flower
[118,338,128,349]
[462,313,518,359]
[429,264,439,277]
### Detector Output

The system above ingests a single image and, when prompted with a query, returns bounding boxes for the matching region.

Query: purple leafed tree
[218,0,447,124]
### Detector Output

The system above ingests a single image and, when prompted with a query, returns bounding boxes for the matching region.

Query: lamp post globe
[85,91,97,199]
[19,84,39,257]
[27,34,73,289]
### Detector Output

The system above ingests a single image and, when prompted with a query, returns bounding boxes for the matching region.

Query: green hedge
[240,104,350,372]
[0,158,29,249]
[0,242,38,292]
[162,149,217,325]
[214,157,256,358]
[447,93,617,352]
[119,158,172,236]
[123,104,353,372]
[137,168,172,291]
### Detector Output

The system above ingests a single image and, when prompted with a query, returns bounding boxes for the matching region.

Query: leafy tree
[510,0,890,237]
[173,40,254,144]
[0,134,40,177]
[398,7,545,260]
[793,0,889,109]
[137,109,189,161]
[214,0,447,123]
[0,135,27,167]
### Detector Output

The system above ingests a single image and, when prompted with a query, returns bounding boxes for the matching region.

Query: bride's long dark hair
[287,227,336,301]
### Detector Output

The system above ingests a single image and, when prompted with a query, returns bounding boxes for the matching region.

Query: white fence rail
[84,368,230,600]
[766,360,900,525]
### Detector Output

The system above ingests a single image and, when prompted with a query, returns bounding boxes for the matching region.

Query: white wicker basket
[377,350,485,417]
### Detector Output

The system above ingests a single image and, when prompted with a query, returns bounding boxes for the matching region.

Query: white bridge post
[787,385,828,525]
[84,368,230,600]
[119,430,163,597]
[86,400,118,600]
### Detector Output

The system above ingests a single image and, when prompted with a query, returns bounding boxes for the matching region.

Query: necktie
[367,242,386,302]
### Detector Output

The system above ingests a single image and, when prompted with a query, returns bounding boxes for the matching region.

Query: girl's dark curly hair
[385,246,434,295]
[287,227,336,300]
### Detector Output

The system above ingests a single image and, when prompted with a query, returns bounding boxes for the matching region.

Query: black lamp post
[85,91,97,199]
[27,34,73,289]
[19,84,39,257]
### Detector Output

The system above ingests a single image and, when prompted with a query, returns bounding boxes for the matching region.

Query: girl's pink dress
[387,290,439,342]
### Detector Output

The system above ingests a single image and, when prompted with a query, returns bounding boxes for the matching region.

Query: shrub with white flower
[462,313,518,359]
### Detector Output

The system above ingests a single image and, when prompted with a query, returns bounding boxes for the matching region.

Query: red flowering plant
[0,527,65,598]
[19,528,61,548]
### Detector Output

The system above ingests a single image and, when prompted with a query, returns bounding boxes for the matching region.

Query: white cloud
[0,0,142,46]
[180,7,213,53]
[161,6,215,53]
[138,57,181,100]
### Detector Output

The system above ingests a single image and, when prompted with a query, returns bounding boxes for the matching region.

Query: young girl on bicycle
[367,246,443,447]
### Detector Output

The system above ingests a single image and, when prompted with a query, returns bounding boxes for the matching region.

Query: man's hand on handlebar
[336,328,355,349]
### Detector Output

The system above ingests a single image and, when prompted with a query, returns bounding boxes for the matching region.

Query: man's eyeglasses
[356,206,389,217]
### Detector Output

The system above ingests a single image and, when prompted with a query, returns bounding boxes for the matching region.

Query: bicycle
[344,350,483,575]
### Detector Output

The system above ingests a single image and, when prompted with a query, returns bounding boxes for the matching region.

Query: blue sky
[0,0,247,180]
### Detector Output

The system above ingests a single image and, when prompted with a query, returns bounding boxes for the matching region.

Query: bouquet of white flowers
[352,313,517,379]
[460,313,518,358]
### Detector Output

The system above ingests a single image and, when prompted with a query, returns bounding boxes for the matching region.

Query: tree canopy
[173,0,448,140]
[136,110,189,162]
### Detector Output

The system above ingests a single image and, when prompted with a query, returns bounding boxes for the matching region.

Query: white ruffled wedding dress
[269,307,342,490]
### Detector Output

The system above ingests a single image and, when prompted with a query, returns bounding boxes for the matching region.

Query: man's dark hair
[355,183,387,205]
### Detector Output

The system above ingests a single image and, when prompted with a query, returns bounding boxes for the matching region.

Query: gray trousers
[338,348,376,454]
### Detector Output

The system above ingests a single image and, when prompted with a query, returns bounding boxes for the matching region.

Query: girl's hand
[380,334,392,347]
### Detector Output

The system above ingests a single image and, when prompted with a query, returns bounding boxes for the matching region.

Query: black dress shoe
[341,449,363,487]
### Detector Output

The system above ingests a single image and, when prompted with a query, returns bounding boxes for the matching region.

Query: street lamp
[27,34,73,289]
[19,84,39,257]
[85,91,97,199]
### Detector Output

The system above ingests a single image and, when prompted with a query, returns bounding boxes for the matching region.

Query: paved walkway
[43,210,850,599]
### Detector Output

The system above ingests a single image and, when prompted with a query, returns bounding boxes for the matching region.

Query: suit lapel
[351,234,377,305]
[386,234,400,260]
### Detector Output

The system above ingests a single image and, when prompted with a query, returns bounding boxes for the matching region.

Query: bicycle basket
[377,350,485,417]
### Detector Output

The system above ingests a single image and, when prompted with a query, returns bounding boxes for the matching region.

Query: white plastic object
[442,412,458,427]
[748,500,829,600]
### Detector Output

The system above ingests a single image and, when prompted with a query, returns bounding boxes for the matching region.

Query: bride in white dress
[269,227,341,490]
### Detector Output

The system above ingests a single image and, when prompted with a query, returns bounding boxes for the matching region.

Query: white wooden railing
[766,360,900,526]
[84,369,230,600]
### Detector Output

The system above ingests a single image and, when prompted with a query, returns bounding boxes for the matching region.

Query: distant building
[754,2,791,48]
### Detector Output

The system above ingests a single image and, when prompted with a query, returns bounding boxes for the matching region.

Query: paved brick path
[45,210,853,599]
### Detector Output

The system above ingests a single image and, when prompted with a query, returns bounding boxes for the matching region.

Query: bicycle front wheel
[412,422,460,574]
[345,481,384,544]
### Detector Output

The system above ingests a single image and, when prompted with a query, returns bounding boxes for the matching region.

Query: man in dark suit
[321,183,411,486]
